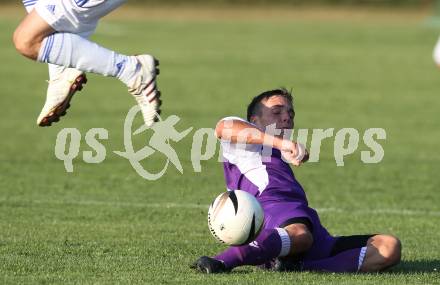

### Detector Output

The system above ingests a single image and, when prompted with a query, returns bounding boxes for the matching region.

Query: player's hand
[280,140,308,166]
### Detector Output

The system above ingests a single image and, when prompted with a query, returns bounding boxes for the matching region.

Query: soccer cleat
[127,54,161,127]
[190,256,229,274]
[37,68,87,127]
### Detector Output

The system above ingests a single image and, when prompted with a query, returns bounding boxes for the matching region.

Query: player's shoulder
[218,116,248,123]
[218,116,259,129]
[218,116,261,154]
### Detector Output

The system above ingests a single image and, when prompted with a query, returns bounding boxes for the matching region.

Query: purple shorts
[259,199,337,261]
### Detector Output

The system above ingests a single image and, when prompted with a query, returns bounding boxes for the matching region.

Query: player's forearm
[215,118,285,149]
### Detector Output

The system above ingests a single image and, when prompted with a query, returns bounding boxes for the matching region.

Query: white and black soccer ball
[208,190,264,246]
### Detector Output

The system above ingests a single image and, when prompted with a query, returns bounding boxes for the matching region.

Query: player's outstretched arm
[215,118,275,146]
[215,118,308,165]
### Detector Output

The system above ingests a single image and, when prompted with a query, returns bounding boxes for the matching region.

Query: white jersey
[29,0,126,37]
[219,117,308,203]
[219,117,270,194]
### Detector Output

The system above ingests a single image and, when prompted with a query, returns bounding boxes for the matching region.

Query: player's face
[252,95,295,137]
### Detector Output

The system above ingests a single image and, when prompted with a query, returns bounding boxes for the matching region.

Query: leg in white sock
[37,33,139,87]
[21,0,71,81]
[47,28,95,80]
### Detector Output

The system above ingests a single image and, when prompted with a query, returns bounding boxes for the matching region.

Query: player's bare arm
[215,118,289,150]
[215,118,308,166]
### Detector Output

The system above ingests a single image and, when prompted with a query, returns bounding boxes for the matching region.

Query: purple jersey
[220,117,337,261]
[220,117,307,203]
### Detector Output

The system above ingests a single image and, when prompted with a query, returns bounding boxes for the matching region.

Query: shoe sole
[38,74,87,127]
[136,56,161,125]
[141,57,160,94]
[152,58,160,122]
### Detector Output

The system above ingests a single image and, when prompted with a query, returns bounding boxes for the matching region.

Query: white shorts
[434,37,440,66]
[35,0,126,36]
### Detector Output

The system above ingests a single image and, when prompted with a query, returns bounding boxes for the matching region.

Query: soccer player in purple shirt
[192,88,401,273]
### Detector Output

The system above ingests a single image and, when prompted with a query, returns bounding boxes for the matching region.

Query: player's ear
[249,115,258,125]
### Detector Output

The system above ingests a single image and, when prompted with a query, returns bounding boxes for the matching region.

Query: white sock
[22,1,78,82]
[357,246,368,271]
[275,228,291,257]
[37,33,139,86]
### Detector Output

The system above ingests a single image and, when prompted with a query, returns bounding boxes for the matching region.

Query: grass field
[1,5,440,284]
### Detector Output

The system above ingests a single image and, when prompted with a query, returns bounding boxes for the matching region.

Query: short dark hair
[246,88,293,121]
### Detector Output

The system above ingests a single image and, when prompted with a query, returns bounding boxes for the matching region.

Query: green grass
[1,6,440,284]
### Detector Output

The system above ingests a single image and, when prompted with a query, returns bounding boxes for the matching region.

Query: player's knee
[293,230,313,252]
[284,224,313,254]
[300,230,314,251]
[382,235,401,267]
[372,234,401,269]
[12,27,39,60]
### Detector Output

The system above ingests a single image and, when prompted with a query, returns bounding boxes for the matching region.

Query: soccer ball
[208,190,264,246]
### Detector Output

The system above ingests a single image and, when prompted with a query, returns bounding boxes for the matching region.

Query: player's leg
[192,221,314,273]
[192,204,315,274]
[282,218,314,255]
[21,0,67,81]
[13,9,55,60]
[18,1,88,126]
[215,219,316,267]
[13,6,151,85]
[36,25,94,127]
[13,1,160,127]
[434,36,440,68]
[359,234,401,272]
[301,234,372,273]
[301,234,401,272]
[256,220,314,271]
[19,0,89,81]
[192,228,292,273]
